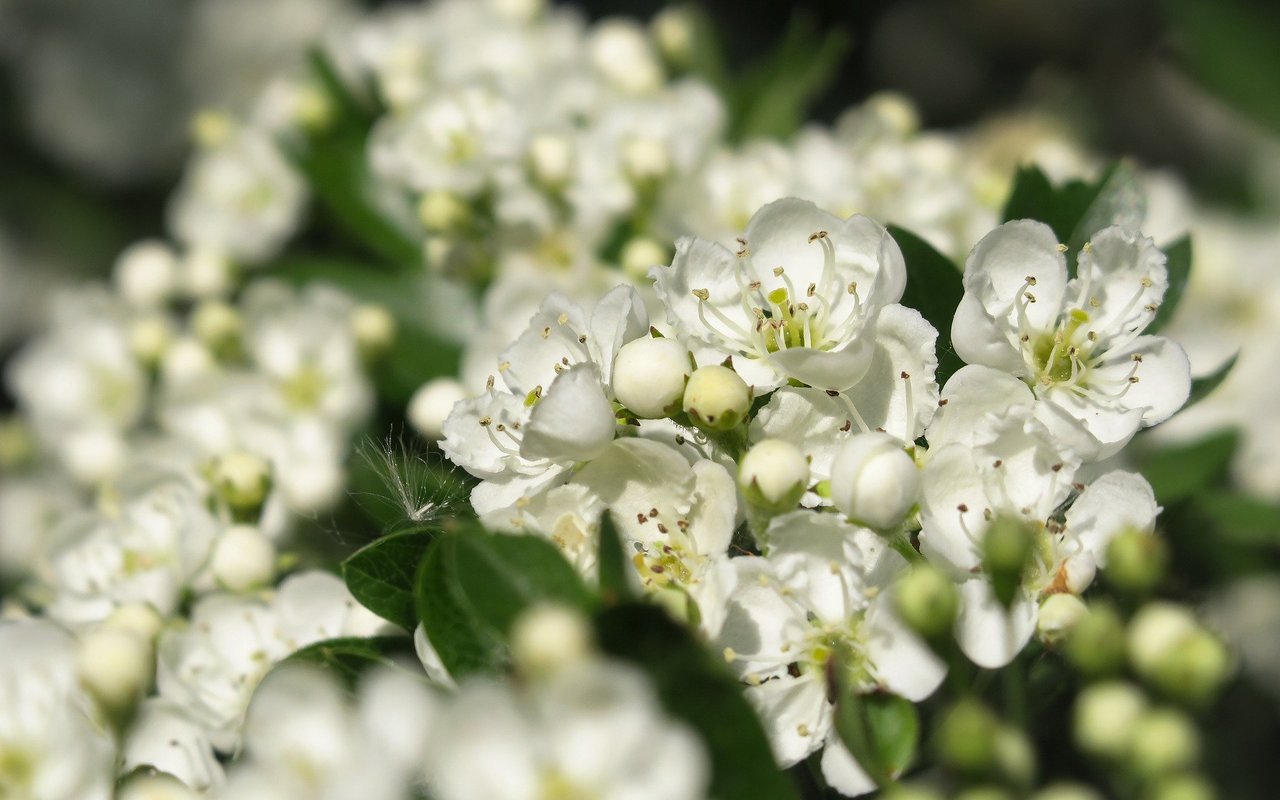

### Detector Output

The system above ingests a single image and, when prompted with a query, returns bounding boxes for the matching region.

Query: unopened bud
[78,628,153,711]
[211,524,276,592]
[192,300,243,360]
[1148,774,1216,800]
[613,337,690,418]
[935,699,1000,775]
[994,725,1036,789]
[104,602,164,643]
[418,191,470,233]
[829,432,919,530]
[589,20,664,94]
[182,249,233,299]
[651,6,696,66]
[408,378,468,440]
[0,416,35,470]
[1073,681,1146,759]
[982,515,1035,608]
[117,773,200,800]
[527,134,574,190]
[620,237,668,283]
[865,92,920,137]
[293,85,333,132]
[739,439,809,513]
[683,364,750,431]
[1037,593,1089,648]
[884,786,946,800]
[621,135,671,184]
[954,790,1013,800]
[489,0,545,24]
[351,304,397,360]
[209,450,273,519]
[893,564,958,642]
[191,109,233,149]
[115,241,178,308]
[1030,784,1105,800]
[1065,602,1127,678]
[1130,707,1200,777]
[1105,528,1168,595]
[63,428,125,486]
[160,338,217,386]
[128,315,173,367]
[510,603,592,679]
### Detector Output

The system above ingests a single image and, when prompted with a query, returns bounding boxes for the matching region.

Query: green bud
[954,788,1014,800]
[418,191,470,233]
[1149,774,1217,800]
[1073,681,1146,759]
[192,300,244,361]
[936,699,1000,775]
[982,515,1035,608]
[350,304,397,361]
[682,364,751,432]
[208,451,273,520]
[1128,602,1232,706]
[1065,602,1127,678]
[893,565,958,642]
[1030,783,1105,800]
[1105,528,1168,595]
[0,416,35,471]
[1130,707,1200,777]
[738,439,809,514]
[994,725,1036,789]
[883,785,946,800]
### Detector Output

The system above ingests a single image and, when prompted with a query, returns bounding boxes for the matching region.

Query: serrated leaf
[1184,352,1238,412]
[1148,235,1192,334]
[452,530,593,635]
[831,684,920,788]
[889,225,965,386]
[595,604,800,800]
[281,636,416,688]
[1131,429,1239,504]
[342,529,438,630]
[414,535,505,677]
[597,513,633,606]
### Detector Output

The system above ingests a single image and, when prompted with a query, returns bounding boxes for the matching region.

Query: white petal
[955,579,1037,668]
[743,198,846,294]
[747,675,830,767]
[1036,384,1143,461]
[750,387,851,479]
[498,293,592,397]
[1065,471,1159,567]
[521,363,617,462]
[865,595,947,702]
[1092,335,1191,426]
[950,290,1024,375]
[651,236,757,351]
[928,364,1034,447]
[469,467,570,517]
[1071,226,1167,339]
[770,332,876,392]
[439,390,531,479]
[688,459,738,554]
[571,438,696,544]
[963,219,1068,333]
[918,443,987,575]
[845,303,940,441]
[589,284,649,386]
[820,734,879,798]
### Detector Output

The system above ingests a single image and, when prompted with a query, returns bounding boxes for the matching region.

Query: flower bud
[935,699,1000,775]
[209,450,273,519]
[1030,784,1105,800]
[682,364,750,431]
[527,134,574,190]
[651,5,696,66]
[510,603,592,679]
[115,240,177,308]
[954,789,1013,800]
[128,315,173,367]
[621,135,671,184]
[620,237,668,283]
[893,564,958,642]
[192,300,243,360]
[1065,602,1127,678]
[63,428,125,486]
[490,0,544,24]
[1148,774,1216,800]
[589,20,663,94]
[0,416,35,470]
[1073,681,1146,759]
[104,602,164,643]
[994,725,1036,789]
[738,439,809,513]
[211,524,276,592]
[408,378,468,440]
[829,432,919,530]
[884,786,946,800]
[351,304,397,360]
[118,773,200,800]
[78,627,153,711]
[418,191,470,233]
[182,248,233,299]
[160,338,218,386]
[1126,602,1207,687]
[1105,528,1168,595]
[1130,707,1200,777]
[613,337,690,418]
[982,515,1035,608]
[191,109,233,149]
[1037,593,1089,648]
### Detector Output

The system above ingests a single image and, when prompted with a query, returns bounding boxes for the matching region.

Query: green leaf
[729,14,850,142]
[832,686,920,788]
[452,530,593,635]
[342,529,438,630]
[1065,162,1144,257]
[282,636,417,688]
[1197,491,1280,549]
[1184,352,1238,412]
[594,604,800,800]
[1131,429,1239,503]
[889,225,965,387]
[414,535,505,677]
[1148,235,1192,334]
[597,513,634,606]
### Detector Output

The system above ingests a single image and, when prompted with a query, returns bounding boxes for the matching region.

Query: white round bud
[682,364,750,431]
[1127,601,1199,678]
[160,337,218,386]
[527,134,574,189]
[211,524,276,592]
[191,109,233,149]
[612,337,690,418]
[192,300,242,355]
[739,439,809,513]
[1030,785,1105,800]
[621,135,671,184]
[62,428,125,486]
[210,450,273,517]
[1037,593,1089,647]
[865,91,920,137]
[115,240,177,308]
[118,773,200,800]
[651,6,695,65]
[589,20,664,94]
[77,628,153,710]
[829,432,919,530]
[418,191,470,233]
[128,315,173,366]
[408,378,468,440]
[510,603,592,678]
[182,249,233,299]
[1131,708,1200,776]
[351,304,397,359]
[489,0,544,23]
[619,236,668,282]
[104,602,164,643]
[1073,681,1147,759]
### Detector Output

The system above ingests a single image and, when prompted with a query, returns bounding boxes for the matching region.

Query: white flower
[652,198,906,391]
[123,700,225,792]
[952,221,1191,459]
[716,513,944,796]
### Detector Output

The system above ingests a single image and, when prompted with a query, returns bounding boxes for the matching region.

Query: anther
[541,326,551,338]
[557,313,569,326]
[691,288,709,301]
[1025,275,1038,285]
[479,416,492,427]
[773,266,785,277]
[808,230,829,242]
